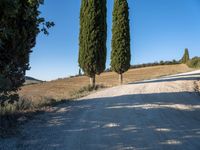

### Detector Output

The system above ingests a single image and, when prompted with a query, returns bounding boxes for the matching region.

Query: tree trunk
[90,75,95,87]
[119,73,123,85]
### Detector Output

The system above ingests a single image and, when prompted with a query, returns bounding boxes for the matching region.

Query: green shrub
[0,96,63,137]
[15,97,34,111]
[0,97,59,117]
[0,102,16,116]
[187,57,200,68]
[0,98,31,116]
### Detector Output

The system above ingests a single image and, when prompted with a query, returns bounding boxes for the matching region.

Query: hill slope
[24,76,43,85]
[19,64,194,101]
[2,69,200,150]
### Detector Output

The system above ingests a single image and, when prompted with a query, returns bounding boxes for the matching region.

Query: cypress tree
[79,0,107,87]
[111,0,131,84]
[181,48,190,64]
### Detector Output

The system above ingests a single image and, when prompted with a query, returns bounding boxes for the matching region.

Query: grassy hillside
[19,64,193,102]
[25,76,43,85]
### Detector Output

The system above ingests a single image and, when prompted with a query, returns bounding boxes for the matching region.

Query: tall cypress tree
[79,0,107,87]
[111,0,131,84]
[181,48,190,64]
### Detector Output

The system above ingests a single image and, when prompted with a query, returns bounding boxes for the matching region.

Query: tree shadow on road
[1,92,200,150]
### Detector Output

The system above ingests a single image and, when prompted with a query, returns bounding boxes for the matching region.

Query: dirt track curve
[1,70,200,150]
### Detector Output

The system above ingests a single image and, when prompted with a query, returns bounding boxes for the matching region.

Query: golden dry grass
[19,64,193,102]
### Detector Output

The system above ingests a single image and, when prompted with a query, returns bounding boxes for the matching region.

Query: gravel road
[1,70,200,150]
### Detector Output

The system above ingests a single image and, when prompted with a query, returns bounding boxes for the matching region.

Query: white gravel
[1,70,200,150]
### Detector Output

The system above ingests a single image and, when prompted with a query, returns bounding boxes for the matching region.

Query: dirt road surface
[1,70,200,150]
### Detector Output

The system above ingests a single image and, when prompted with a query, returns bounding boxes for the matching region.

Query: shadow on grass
[1,91,199,150]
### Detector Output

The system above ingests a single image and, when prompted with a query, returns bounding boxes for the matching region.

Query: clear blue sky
[27,0,200,81]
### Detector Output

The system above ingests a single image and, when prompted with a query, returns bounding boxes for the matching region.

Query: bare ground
[1,70,200,150]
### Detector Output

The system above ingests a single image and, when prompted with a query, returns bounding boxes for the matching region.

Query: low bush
[0,96,60,137]
[187,57,200,68]
[0,97,58,116]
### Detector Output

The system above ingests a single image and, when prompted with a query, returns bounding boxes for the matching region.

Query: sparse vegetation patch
[70,84,106,99]
[187,57,200,68]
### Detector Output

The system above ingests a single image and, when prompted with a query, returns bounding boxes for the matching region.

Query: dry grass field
[19,64,193,102]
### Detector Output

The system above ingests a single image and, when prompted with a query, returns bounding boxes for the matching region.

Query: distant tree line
[130,60,180,69]
[103,59,180,73]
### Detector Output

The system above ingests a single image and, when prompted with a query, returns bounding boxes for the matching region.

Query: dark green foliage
[111,0,131,75]
[104,60,180,72]
[181,48,190,64]
[130,60,180,69]
[79,0,107,79]
[187,57,200,68]
[0,0,54,105]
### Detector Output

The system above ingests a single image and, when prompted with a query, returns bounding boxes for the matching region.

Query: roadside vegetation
[70,84,106,99]
[0,96,60,138]
[0,83,106,137]
[187,57,200,68]
[179,48,200,69]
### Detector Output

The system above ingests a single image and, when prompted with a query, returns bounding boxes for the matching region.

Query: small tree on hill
[79,0,107,87]
[181,48,190,64]
[78,68,82,76]
[111,0,131,84]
